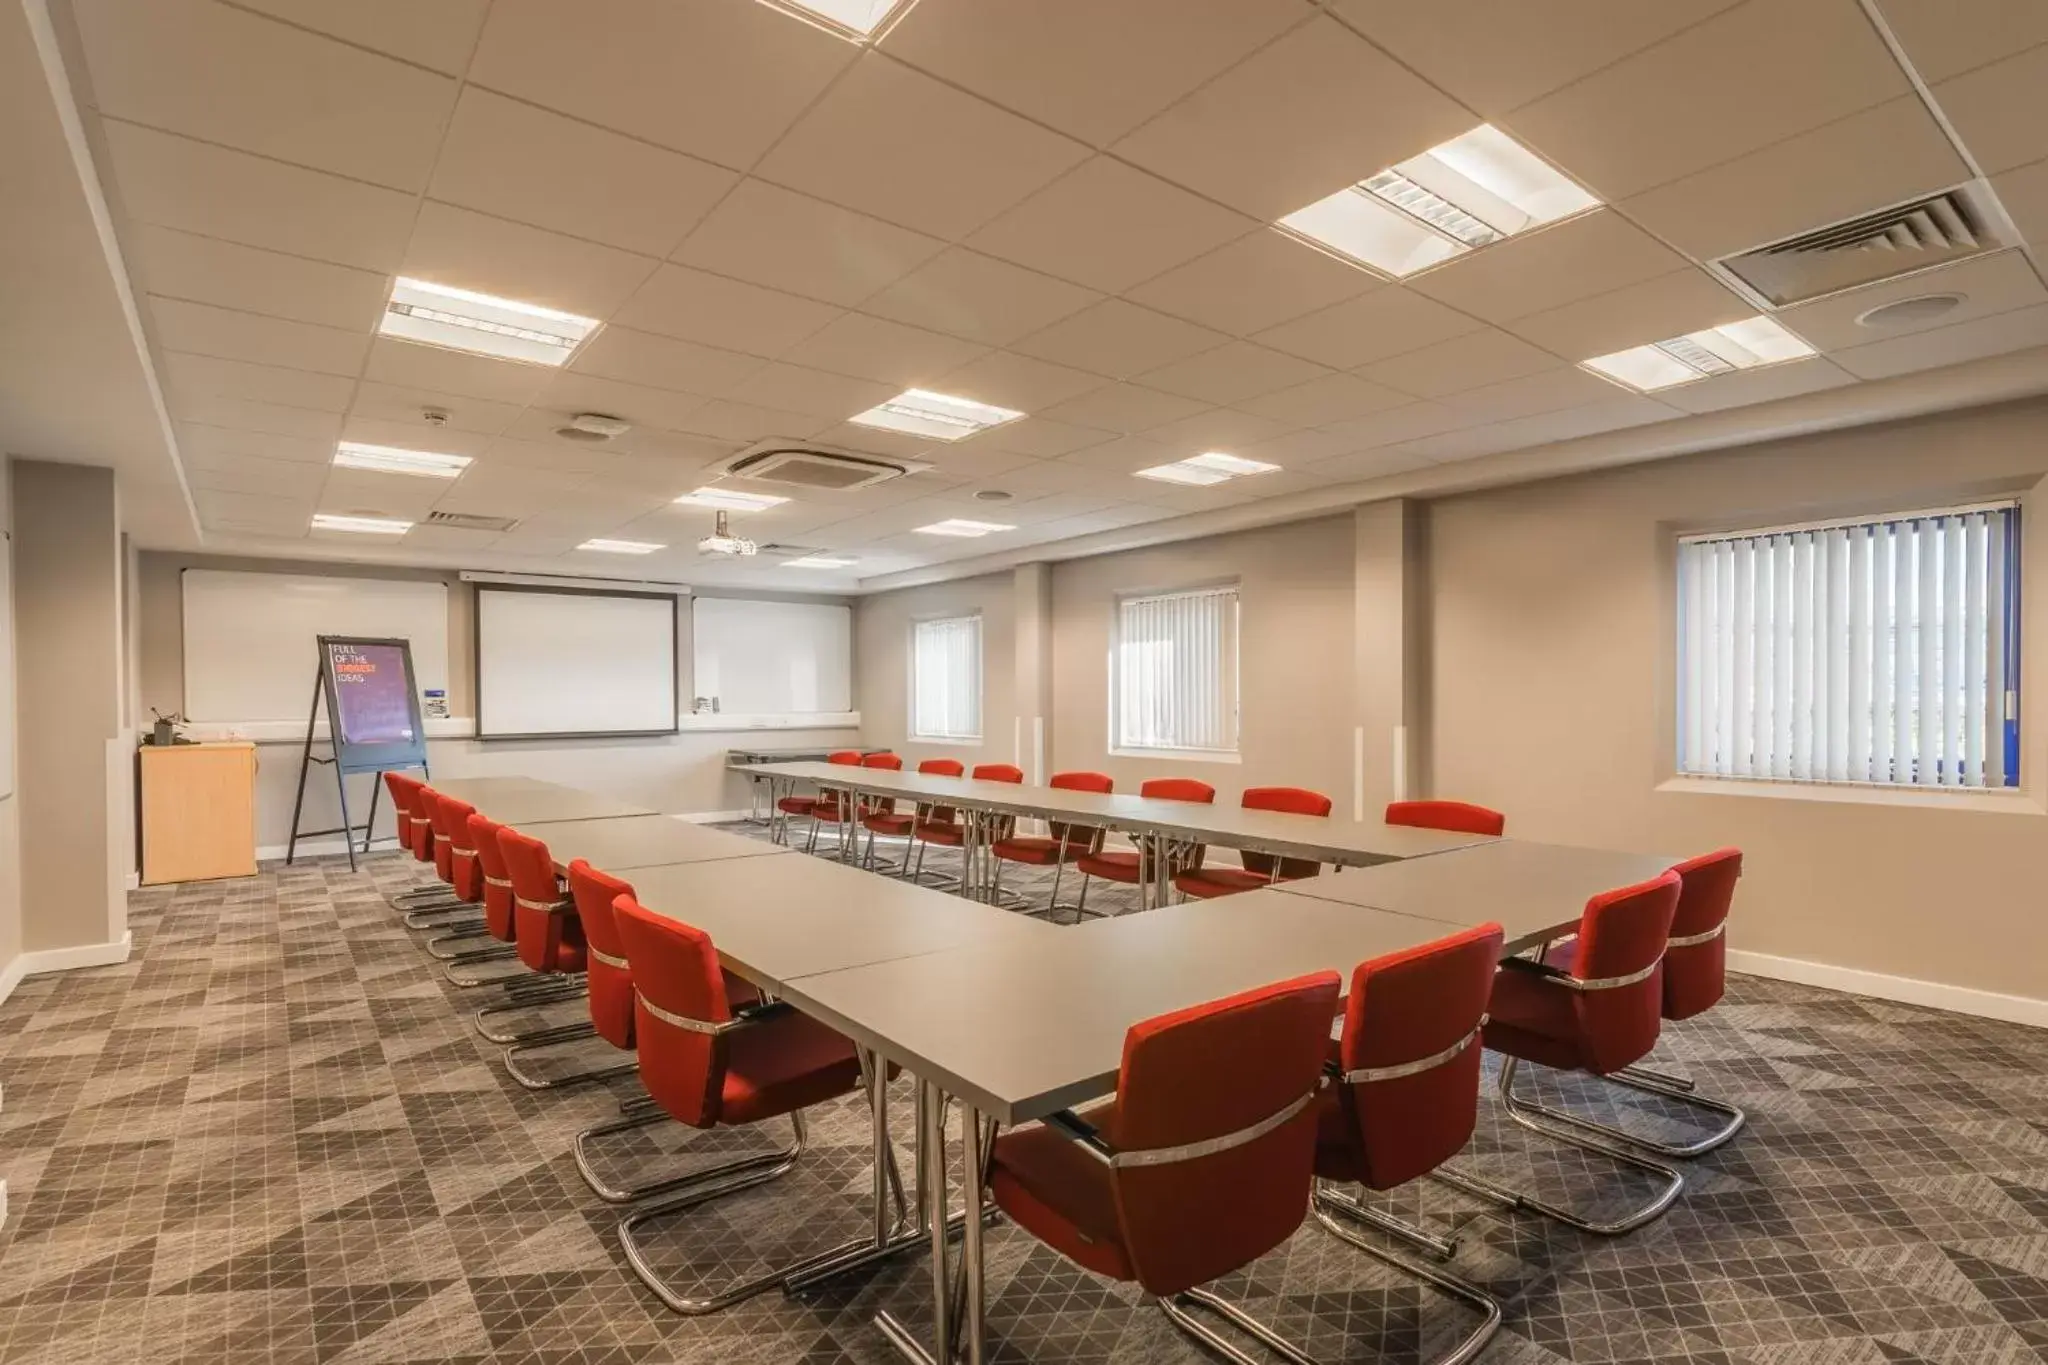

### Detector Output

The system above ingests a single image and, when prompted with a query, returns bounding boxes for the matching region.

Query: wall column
[12,459,128,960]
[1013,562,1052,783]
[1351,500,1430,821]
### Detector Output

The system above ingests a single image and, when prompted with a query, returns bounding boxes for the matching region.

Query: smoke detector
[1856,293,1965,328]
[696,510,758,558]
[557,412,631,443]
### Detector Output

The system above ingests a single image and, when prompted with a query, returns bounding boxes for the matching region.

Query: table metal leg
[961,1101,988,1365]
[875,1078,952,1365]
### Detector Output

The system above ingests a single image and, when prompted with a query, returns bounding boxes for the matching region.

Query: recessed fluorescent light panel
[578,538,664,554]
[311,513,411,535]
[849,389,1025,442]
[757,0,914,39]
[331,442,471,479]
[913,519,1015,538]
[1134,451,1282,487]
[1583,317,1816,392]
[673,487,788,511]
[782,554,858,569]
[380,277,599,366]
[1280,124,1598,277]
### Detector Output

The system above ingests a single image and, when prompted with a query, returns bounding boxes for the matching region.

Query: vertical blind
[1115,585,1240,753]
[1676,503,2020,788]
[910,614,982,740]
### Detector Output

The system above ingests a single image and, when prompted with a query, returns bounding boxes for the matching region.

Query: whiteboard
[182,569,450,724]
[475,586,678,738]
[692,597,851,716]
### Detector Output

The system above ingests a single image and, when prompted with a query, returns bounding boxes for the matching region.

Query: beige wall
[854,571,1018,771]
[0,465,20,971]
[1428,397,2048,1001]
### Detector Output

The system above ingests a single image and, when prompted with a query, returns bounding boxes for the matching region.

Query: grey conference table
[520,813,790,875]
[428,775,653,826]
[727,745,888,822]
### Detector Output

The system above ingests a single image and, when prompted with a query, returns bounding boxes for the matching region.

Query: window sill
[1110,747,1243,765]
[909,735,983,747]
[1656,774,2044,815]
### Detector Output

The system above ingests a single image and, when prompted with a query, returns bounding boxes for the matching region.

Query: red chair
[986,972,1340,1359]
[1386,800,1506,837]
[853,752,908,869]
[1459,872,1687,1235]
[611,894,902,1314]
[775,748,861,847]
[1174,786,1333,900]
[989,770,1109,918]
[1311,924,1505,1365]
[380,772,465,920]
[884,758,963,881]
[796,749,868,855]
[461,812,583,1036]
[493,827,625,1091]
[1524,849,1746,1157]
[417,791,503,963]
[916,762,1022,892]
[1070,778,1215,917]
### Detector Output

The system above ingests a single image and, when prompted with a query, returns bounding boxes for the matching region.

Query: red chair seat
[547,926,589,976]
[915,820,964,847]
[1483,966,1598,1072]
[863,812,915,835]
[986,1101,1131,1282]
[991,835,1092,865]
[1173,867,1275,899]
[1075,849,1141,881]
[718,1011,866,1127]
[777,796,819,816]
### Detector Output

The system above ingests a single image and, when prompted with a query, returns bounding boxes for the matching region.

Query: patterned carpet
[0,822,2043,1365]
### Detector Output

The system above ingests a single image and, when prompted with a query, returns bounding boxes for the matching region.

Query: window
[1113,585,1240,755]
[910,615,981,741]
[1676,503,2020,789]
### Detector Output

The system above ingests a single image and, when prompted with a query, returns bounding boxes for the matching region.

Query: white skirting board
[0,932,134,1007]
[1726,948,2046,1029]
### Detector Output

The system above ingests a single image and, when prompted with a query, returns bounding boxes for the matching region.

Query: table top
[728,745,884,763]
[518,814,790,874]
[778,893,1457,1125]
[426,776,653,826]
[622,853,1051,994]
[746,762,1493,865]
[1272,838,1683,954]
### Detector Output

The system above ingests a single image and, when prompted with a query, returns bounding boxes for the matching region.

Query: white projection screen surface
[474,586,678,739]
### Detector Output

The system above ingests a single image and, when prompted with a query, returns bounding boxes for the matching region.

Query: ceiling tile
[1040,384,1209,433]
[912,443,1042,482]
[1657,355,1857,413]
[179,421,331,465]
[1504,269,1757,359]
[1124,229,1379,337]
[1443,366,1620,420]
[75,0,458,191]
[400,525,504,553]
[965,158,1254,293]
[527,372,712,434]
[428,89,736,258]
[1055,433,1175,475]
[363,338,555,406]
[340,416,495,457]
[669,400,836,443]
[1622,98,1969,260]
[1011,300,1228,378]
[1318,401,1491,449]
[129,226,388,333]
[160,351,355,414]
[880,0,1308,146]
[1406,211,1684,324]
[102,123,416,272]
[673,179,945,307]
[1236,427,1358,465]
[1304,446,1437,482]
[199,488,312,528]
[1330,0,1742,117]
[1111,17,1473,220]
[349,383,525,434]
[1994,157,2048,246]
[401,202,657,320]
[857,248,1101,348]
[963,416,1118,458]
[1134,340,1328,404]
[1140,408,1295,450]
[1237,373,1410,426]
[755,54,1089,241]
[935,350,1108,411]
[1777,250,2048,351]
[1501,0,1910,201]
[728,364,896,421]
[1395,395,1676,463]
[610,264,843,360]
[228,0,489,73]
[468,0,856,167]
[782,315,989,386]
[1874,0,2048,84]
[1360,327,1561,397]
[321,467,450,520]
[1933,44,2048,175]
[1253,287,1483,369]
[186,450,329,499]
[150,298,370,376]
[570,326,767,398]
[174,394,342,442]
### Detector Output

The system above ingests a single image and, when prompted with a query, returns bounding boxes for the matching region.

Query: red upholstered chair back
[918,758,964,776]
[1046,770,1110,853]
[1385,800,1505,837]
[467,813,517,942]
[569,860,637,1050]
[975,764,1024,782]
[497,827,566,973]
[1569,872,1681,1074]
[382,771,424,857]
[1335,923,1503,1191]
[1139,778,1214,871]
[860,752,902,813]
[418,788,455,881]
[612,895,733,1129]
[1240,786,1332,880]
[828,750,862,765]
[1104,972,1339,1297]
[436,795,482,902]
[1664,848,1740,1021]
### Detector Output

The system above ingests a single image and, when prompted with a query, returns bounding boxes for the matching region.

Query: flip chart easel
[286,636,429,870]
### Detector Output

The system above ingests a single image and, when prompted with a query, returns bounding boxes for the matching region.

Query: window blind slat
[911,615,981,740]
[1114,585,1239,753]
[1848,525,1872,781]
[1987,512,2008,787]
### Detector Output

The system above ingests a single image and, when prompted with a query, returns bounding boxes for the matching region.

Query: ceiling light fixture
[850,389,1025,442]
[782,554,858,569]
[331,442,471,479]
[380,277,599,366]
[913,518,1015,538]
[1280,124,1597,278]
[1583,316,1815,392]
[755,0,915,41]
[578,538,664,554]
[698,510,759,558]
[311,513,411,535]
[673,486,788,511]
[1134,450,1281,487]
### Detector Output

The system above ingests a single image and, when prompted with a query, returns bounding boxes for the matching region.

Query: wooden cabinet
[139,741,258,884]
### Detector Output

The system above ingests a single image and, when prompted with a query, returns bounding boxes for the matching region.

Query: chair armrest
[1043,1109,1116,1166]
[725,1000,795,1032]
[1499,956,1572,985]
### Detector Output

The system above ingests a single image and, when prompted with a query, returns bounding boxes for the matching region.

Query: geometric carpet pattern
[0,820,2044,1364]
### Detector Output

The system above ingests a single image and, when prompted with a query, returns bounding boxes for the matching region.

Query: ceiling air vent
[425,510,520,532]
[1712,182,2018,308]
[721,439,931,492]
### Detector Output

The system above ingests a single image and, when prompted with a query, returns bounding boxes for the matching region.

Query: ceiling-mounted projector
[697,509,757,558]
